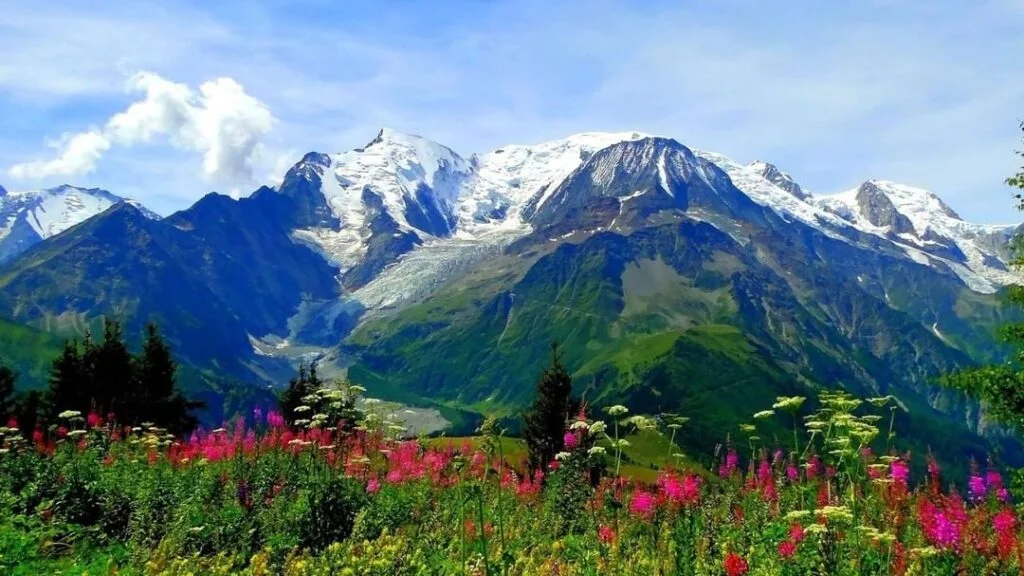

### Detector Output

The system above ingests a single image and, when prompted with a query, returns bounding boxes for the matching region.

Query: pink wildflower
[563,431,579,450]
[778,539,796,559]
[266,411,285,428]
[968,474,986,503]
[786,464,799,483]
[367,478,380,494]
[598,524,616,544]
[719,448,739,478]
[658,472,701,507]
[629,490,658,519]
[889,460,909,487]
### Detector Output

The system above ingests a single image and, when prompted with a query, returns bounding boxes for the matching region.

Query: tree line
[0,319,201,435]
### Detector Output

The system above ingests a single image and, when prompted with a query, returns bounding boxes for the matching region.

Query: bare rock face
[854,181,918,235]
[749,160,809,200]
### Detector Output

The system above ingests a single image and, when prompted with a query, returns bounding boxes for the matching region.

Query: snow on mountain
[287,128,475,272]
[693,150,858,239]
[816,181,1019,291]
[285,130,654,289]
[0,184,157,242]
[689,153,1017,293]
[0,185,120,238]
[749,160,809,200]
[278,129,1019,309]
[459,131,650,232]
[0,184,158,263]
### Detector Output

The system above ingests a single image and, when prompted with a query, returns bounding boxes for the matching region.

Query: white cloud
[8,130,111,179]
[8,71,275,184]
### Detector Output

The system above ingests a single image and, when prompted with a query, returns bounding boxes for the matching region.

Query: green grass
[0,318,64,389]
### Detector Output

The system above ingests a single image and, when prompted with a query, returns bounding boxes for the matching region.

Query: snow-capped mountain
[277,129,654,292]
[0,184,158,262]
[693,153,1018,293]
[269,129,1019,308]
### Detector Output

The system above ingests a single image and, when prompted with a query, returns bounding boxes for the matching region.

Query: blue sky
[1,0,1023,223]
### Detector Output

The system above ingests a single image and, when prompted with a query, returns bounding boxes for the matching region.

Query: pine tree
[46,339,88,418]
[0,362,14,420]
[94,318,134,419]
[14,390,42,436]
[135,322,201,434]
[44,319,200,432]
[522,342,577,476]
[135,322,176,422]
[278,362,322,428]
[940,122,1024,433]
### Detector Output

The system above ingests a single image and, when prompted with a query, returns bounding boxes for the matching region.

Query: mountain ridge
[0,129,1020,456]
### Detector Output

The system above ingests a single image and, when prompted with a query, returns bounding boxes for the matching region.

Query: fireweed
[0,391,1022,575]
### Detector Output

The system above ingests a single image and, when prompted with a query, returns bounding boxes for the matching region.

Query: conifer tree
[94,318,134,418]
[44,319,200,432]
[0,362,14,420]
[135,323,201,433]
[134,322,175,422]
[46,339,88,418]
[14,390,42,436]
[278,362,320,428]
[522,342,577,476]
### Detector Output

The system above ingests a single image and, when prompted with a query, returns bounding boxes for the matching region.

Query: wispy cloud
[0,0,1021,221]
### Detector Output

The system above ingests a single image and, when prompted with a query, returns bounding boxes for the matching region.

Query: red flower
[724,552,749,576]
[778,539,797,559]
[598,524,616,544]
[789,523,805,543]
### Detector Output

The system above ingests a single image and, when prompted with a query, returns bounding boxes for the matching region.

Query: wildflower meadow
[1,386,1023,575]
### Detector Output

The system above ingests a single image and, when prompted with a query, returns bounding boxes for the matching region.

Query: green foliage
[297,475,367,552]
[940,122,1024,435]
[1,390,1023,575]
[542,453,595,536]
[352,484,425,541]
[43,319,201,433]
[0,318,64,389]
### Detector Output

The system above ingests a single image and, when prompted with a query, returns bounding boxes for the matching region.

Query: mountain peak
[862,179,962,221]
[748,160,809,200]
[365,127,436,150]
[0,184,6,197]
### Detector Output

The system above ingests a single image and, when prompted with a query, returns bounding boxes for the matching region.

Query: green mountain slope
[346,217,1011,465]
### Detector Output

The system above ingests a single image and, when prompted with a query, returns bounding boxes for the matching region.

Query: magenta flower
[889,460,909,486]
[266,410,285,428]
[629,489,658,519]
[658,472,701,507]
[563,431,579,450]
[968,474,986,503]
[719,448,739,478]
